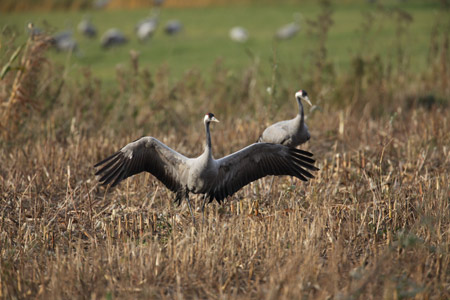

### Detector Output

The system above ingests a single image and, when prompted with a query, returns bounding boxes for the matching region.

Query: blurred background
[1,0,449,147]
[2,0,447,83]
[1,0,449,143]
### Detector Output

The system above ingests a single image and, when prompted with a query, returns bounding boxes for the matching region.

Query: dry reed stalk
[0,26,52,140]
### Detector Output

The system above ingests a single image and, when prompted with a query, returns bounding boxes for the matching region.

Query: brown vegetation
[0,8,449,300]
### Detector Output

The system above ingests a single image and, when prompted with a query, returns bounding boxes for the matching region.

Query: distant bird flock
[28,0,304,53]
[95,90,317,224]
[33,0,185,52]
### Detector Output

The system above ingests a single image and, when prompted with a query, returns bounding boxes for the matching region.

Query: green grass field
[1,1,443,82]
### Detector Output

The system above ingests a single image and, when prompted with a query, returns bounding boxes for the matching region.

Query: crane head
[204,113,220,124]
[295,90,312,106]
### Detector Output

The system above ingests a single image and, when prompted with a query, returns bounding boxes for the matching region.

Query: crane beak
[211,116,220,123]
[303,95,312,106]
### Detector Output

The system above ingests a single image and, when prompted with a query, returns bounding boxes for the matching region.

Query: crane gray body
[275,12,302,40]
[101,28,127,48]
[258,115,309,147]
[275,22,300,40]
[136,12,159,41]
[51,31,78,52]
[78,18,97,38]
[165,20,183,35]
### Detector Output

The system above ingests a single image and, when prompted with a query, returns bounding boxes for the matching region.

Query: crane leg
[185,192,195,225]
[201,194,208,225]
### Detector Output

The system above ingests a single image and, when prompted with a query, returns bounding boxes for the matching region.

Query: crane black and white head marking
[295,89,312,106]
[204,113,220,123]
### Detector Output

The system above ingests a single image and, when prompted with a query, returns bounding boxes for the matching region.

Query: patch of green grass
[0,2,442,83]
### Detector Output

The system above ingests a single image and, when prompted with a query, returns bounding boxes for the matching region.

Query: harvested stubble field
[1,4,450,300]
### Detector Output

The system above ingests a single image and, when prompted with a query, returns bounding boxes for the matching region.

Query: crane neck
[204,121,213,155]
[296,97,305,126]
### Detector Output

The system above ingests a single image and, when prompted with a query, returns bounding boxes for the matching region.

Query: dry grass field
[1,6,449,299]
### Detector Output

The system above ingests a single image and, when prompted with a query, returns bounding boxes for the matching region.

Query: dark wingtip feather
[292,152,316,165]
[100,160,124,186]
[291,156,319,172]
[110,159,130,187]
[289,148,314,157]
[294,165,315,179]
[297,174,308,181]
[95,154,122,176]
[94,151,121,168]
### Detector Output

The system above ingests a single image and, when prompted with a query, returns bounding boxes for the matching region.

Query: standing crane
[257,90,313,190]
[78,17,97,38]
[95,113,318,223]
[258,90,312,147]
[165,20,183,35]
[275,12,302,40]
[229,26,249,43]
[136,13,159,41]
[100,28,128,48]
[51,30,78,52]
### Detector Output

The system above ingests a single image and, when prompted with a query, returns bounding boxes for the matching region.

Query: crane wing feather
[209,143,318,202]
[94,137,188,192]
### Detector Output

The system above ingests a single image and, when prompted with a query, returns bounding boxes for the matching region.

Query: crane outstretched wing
[94,137,188,192]
[209,143,318,202]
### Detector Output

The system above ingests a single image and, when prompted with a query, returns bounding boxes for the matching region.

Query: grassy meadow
[0,1,443,81]
[1,1,449,299]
